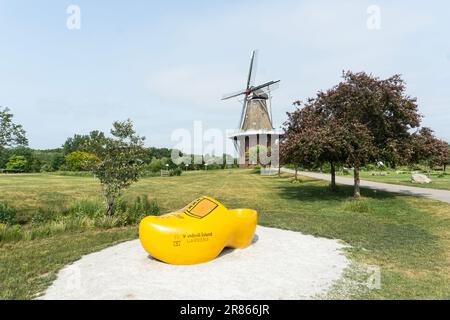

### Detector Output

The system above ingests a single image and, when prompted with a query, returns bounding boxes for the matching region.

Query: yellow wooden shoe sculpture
[139,196,257,265]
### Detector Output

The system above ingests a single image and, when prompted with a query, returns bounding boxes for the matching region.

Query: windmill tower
[222,50,282,168]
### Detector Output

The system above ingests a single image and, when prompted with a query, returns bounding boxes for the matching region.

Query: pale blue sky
[1,0,449,150]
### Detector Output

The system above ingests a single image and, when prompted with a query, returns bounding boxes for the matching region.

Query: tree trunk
[104,194,114,216]
[330,161,337,192]
[353,166,361,198]
[294,166,298,181]
[278,165,281,177]
[105,203,114,216]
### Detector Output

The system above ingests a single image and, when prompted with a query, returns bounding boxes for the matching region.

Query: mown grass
[1,170,450,299]
[0,227,136,299]
[337,170,450,191]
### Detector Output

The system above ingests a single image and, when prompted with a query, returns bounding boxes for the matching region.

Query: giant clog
[139,196,257,265]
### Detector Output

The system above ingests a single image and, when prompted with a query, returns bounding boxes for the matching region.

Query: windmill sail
[221,49,280,131]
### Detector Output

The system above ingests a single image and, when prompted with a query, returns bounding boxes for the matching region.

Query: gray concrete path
[281,168,450,204]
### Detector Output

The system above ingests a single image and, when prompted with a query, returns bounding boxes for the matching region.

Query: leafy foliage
[0,203,17,225]
[411,127,449,169]
[0,107,27,149]
[81,119,147,216]
[64,151,100,171]
[5,155,27,171]
[169,168,183,176]
[283,71,423,197]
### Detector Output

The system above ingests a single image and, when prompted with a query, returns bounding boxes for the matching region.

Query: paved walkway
[281,168,450,204]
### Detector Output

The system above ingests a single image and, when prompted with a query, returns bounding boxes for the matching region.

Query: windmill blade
[238,93,248,129]
[246,50,258,89]
[221,89,246,100]
[249,79,280,93]
[248,50,258,88]
[264,80,280,92]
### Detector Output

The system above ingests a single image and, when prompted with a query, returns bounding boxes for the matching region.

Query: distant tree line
[0,142,237,174]
[0,107,238,174]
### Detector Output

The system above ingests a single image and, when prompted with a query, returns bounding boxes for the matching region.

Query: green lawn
[337,170,450,191]
[1,169,450,299]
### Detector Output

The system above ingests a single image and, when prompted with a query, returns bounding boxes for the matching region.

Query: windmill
[222,50,282,168]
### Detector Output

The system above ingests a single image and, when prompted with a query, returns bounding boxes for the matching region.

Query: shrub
[5,155,27,172]
[342,167,351,175]
[320,162,331,173]
[64,151,99,171]
[169,168,182,176]
[31,209,54,225]
[66,199,103,218]
[0,203,17,225]
[0,224,22,242]
[251,165,261,174]
[40,163,54,172]
[363,164,376,171]
[147,158,163,172]
[119,196,160,225]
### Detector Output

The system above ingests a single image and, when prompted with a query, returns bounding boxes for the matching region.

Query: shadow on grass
[276,180,397,202]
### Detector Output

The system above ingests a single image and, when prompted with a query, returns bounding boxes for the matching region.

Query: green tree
[1,147,33,172]
[62,131,106,155]
[446,145,450,172]
[0,107,27,150]
[64,151,100,171]
[147,158,163,172]
[50,154,65,171]
[282,103,350,190]
[314,71,421,197]
[6,155,27,171]
[412,127,450,170]
[30,158,42,172]
[83,119,146,216]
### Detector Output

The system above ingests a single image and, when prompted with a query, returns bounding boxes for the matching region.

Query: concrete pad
[39,226,349,300]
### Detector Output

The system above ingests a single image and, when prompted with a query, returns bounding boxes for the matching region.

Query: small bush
[320,163,331,173]
[119,196,160,225]
[342,168,351,175]
[40,163,54,172]
[169,168,182,176]
[0,223,22,242]
[252,165,261,174]
[31,209,54,225]
[0,203,17,225]
[66,199,103,218]
[94,216,121,229]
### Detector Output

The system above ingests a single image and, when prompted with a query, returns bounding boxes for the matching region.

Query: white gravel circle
[39,226,349,300]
